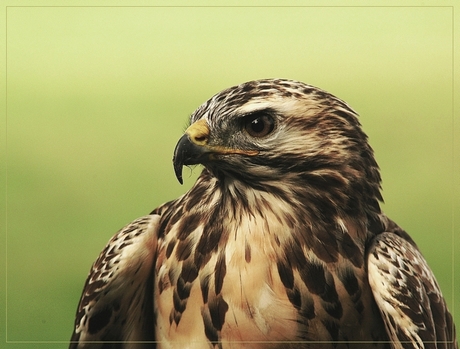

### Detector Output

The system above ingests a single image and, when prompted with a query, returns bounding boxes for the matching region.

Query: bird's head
[173,78,382,217]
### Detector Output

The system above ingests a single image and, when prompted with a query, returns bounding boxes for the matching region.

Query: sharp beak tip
[173,156,184,185]
[175,170,184,185]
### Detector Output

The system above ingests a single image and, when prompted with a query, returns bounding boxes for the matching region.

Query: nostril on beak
[185,119,210,146]
[193,135,208,144]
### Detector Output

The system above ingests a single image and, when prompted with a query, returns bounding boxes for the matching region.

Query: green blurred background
[1,3,459,348]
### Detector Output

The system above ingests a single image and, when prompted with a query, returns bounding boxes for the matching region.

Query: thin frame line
[3,4,456,344]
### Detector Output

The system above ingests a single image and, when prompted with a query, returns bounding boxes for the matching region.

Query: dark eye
[244,113,275,138]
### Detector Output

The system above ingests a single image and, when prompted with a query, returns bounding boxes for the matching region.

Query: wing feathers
[69,214,160,349]
[368,232,457,349]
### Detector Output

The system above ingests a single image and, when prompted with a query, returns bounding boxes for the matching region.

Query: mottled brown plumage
[69,79,457,349]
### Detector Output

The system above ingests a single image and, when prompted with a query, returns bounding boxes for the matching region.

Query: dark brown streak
[214,250,227,295]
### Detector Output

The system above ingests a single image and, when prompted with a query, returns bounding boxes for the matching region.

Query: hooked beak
[172,119,259,184]
[173,119,211,185]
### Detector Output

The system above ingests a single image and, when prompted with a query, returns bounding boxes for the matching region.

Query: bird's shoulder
[69,200,176,348]
[367,216,457,349]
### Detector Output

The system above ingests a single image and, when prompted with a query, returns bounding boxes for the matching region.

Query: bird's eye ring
[243,113,275,138]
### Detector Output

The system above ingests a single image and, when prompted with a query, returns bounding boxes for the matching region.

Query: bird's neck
[194,168,374,235]
[184,169,371,268]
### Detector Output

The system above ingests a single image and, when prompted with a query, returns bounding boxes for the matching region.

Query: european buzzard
[69,78,457,349]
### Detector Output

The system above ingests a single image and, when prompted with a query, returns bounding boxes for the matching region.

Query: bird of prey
[69,78,457,349]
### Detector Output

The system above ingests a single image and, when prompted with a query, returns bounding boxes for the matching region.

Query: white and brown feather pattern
[69,78,457,348]
[368,231,456,349]
[70,214,161,348]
